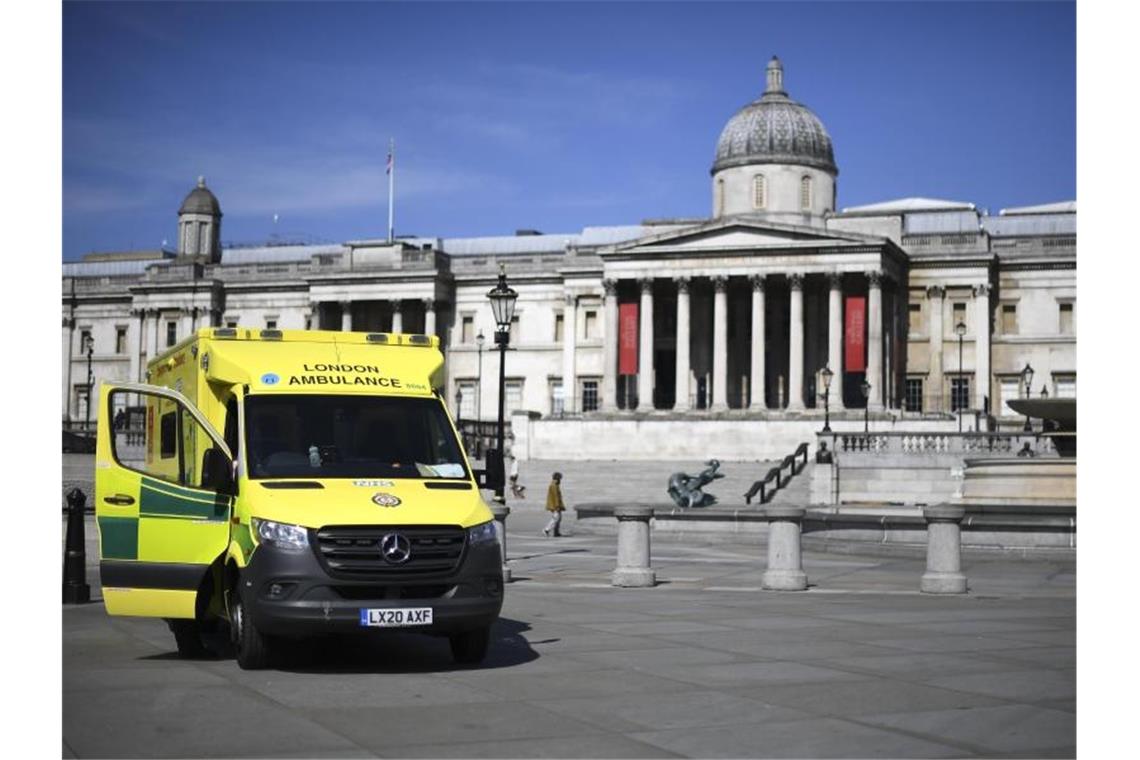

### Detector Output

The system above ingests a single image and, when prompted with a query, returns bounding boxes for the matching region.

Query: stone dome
[712,57,837,176]
[178,176,222,216]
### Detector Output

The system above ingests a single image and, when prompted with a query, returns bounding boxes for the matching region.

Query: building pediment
[606,218,887,255]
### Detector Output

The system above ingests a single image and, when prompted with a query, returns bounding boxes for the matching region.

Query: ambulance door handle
[103,494,135,506]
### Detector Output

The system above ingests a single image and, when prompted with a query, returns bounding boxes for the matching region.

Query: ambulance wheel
[169,619,207,658]
[229,586,273,670]
[449,626,490,665]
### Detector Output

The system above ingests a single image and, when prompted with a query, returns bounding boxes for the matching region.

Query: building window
[904,378,923,412]
[461,315,474,343]
[509,315,520,345]
[554,314,564,343]
[455,381,476,420]
[115,327,127,354]
[74,385,90,424]
[950,377,971,412]
[581,379,600,413]
[800,175,812,210]
[1054,375,1076,399]
[78,329,92,355]
[907,303,922,334]
[505,380,523,414]
[752,174,766,209]
[584,310,598,340]
[952,302,967,332]
[549,379,564,417]
[1059,302,1074,335]
[1001,303,1017,335]
[999,377,1020,416]
[166,321,177,347]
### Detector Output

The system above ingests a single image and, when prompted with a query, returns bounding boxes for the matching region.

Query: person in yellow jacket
[544,471,565,537]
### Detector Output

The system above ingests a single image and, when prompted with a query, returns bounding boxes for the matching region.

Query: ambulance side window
[109,388,220,491]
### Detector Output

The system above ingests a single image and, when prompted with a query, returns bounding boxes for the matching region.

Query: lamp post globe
[820,366,834,433]
[486,265,518,504]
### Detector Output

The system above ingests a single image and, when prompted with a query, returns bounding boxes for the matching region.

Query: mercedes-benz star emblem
[380,533,411,564]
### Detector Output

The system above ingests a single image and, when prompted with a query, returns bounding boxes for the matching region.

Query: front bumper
[241,534,503,637]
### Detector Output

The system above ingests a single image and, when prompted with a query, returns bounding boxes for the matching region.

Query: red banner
[845,296,866,372]
[619,302,639,375]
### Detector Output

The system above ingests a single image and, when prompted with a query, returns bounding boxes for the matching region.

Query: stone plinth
[762,506,807,591]
[489,504,511,584]
[921,505,966,594]
[612,506,656,588]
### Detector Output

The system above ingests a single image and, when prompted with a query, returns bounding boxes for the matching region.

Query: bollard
[611,506,656,587]
[489,503,512,583]
[921,505,967,594]
[63,487,91,604]
[762,506,808,591]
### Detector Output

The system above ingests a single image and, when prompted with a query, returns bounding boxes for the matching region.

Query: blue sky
[62,1,1075,261]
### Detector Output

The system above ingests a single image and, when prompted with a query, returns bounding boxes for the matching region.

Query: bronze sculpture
[667,459,724,508]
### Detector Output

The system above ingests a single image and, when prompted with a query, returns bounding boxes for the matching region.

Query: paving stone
[855,703,1076,755]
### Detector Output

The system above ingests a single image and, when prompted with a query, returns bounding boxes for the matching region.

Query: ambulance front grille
[313,525,466,578]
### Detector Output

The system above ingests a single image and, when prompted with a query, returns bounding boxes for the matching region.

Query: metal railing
[456,419,508,459]
[745,442,810,505]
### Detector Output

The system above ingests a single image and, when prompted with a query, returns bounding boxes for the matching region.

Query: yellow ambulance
[94,328,504,669]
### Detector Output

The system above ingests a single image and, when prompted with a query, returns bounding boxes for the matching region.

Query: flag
[386,144,393,175]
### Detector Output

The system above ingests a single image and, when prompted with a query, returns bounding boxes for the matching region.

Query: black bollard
[63,487,91,604]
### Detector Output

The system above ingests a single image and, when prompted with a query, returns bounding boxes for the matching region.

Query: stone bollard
[921,505,967,594]
[611,506,656,588]
[489,504,512,583]
[762,506,808,591]
[63,487,91,604]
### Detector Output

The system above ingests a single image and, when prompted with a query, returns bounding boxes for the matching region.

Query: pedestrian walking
[509,456,526,499]
[544,471,565,537]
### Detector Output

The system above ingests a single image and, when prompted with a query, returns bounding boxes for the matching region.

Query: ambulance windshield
[245,394,468,480]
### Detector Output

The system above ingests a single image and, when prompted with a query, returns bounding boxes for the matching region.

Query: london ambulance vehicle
[94,328,504,669]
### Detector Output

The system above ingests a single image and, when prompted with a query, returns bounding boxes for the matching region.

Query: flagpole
[387,138,395,244]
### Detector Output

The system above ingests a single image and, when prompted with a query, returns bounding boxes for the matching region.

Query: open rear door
[95,382,234,619]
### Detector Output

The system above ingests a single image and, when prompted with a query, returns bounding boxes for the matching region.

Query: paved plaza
[63,488,1075,759]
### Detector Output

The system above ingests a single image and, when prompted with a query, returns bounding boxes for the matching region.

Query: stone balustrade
[819,431,1054,457]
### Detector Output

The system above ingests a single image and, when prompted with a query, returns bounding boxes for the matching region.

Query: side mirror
[202,446,236,495]
[476,447,505,492]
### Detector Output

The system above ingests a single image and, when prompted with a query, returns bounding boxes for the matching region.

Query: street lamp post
[476,330,485,423]
[955,321,967,433]
[1021,363,1035,433]
[820,366,834,433]
[84,334,94,431]
[486,265,518,505]
[860,379,871,436]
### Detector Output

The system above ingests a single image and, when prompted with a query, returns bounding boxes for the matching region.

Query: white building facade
[62,58,1075,460]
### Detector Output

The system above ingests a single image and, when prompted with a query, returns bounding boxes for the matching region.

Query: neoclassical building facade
[62,58,1075,459]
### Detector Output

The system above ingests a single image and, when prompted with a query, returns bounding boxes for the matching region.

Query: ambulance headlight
[467,520,499,546]
[252,518,310,551]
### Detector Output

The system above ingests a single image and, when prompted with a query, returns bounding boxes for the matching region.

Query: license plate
[359,607,433,627]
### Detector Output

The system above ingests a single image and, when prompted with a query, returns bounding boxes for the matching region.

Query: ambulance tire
[449,626,490,665]
[230,586,274,670]
[169,619,208,659]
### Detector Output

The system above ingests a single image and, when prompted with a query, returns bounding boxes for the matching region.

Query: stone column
[152,309,161,357]
[390,300,403,334]
[673,277,691,411]
[974,284,991,413]
[762,506,808,590]
[711,276,729,411]
[787,274,806,411]
[920,505,967,594]
[602,279,619,411]
[128,310,141,383]
[612,506,656,587]
[490,504,512,584]
[340,301,352,332]
[866,271,884,411]
[927,286,945,413]
[749,275,767,410]
[423,299,436,337]
[637,278,654,410]
[562,294,577,414]
[827,273,846,410]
